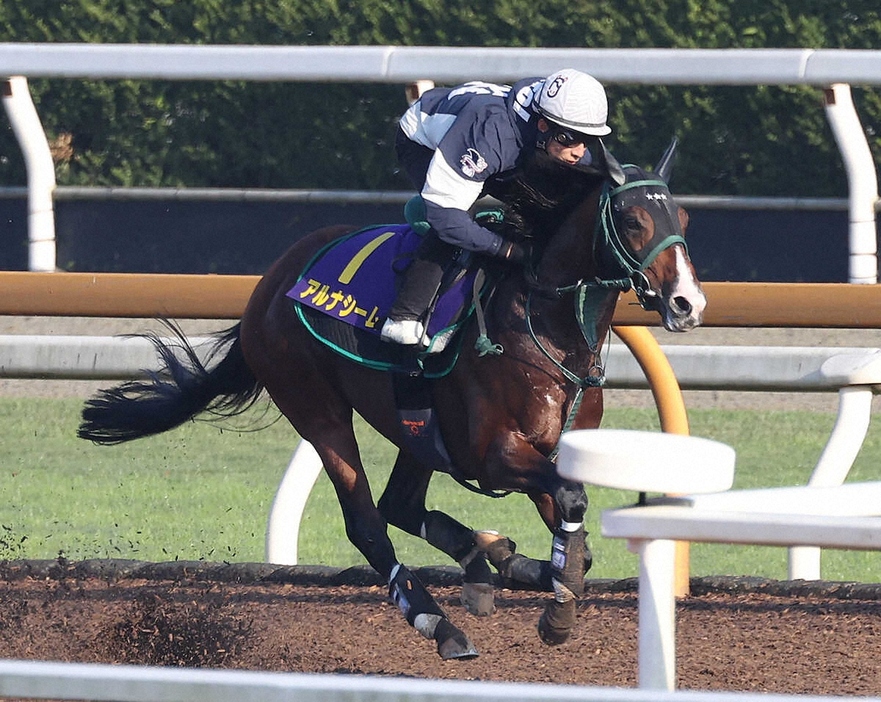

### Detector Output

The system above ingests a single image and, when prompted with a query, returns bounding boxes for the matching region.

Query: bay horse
[78,142,706,660]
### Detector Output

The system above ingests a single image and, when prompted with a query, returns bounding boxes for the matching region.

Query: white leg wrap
[457,545,483,569]
[413,613,442,639]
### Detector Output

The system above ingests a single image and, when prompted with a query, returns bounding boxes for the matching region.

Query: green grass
[3,397,880,583]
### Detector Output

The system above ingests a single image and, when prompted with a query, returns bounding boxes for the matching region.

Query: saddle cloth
[285,224,479,374]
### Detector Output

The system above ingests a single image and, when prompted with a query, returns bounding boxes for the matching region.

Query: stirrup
[380,318,426,345]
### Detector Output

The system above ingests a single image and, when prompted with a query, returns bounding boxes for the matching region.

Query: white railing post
[788,384,876,579]
[632,537,678,691]
[824,83,879,284]
[1,76,56,272]
[265,440,324,565]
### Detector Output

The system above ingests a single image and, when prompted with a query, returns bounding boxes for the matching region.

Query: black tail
[78,322,264,445]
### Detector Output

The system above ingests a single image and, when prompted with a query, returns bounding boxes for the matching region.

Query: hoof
[537,598,576,646]
[461,581,495,616]
[434,618,479,660]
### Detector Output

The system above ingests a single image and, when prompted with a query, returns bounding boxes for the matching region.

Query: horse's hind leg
[279,418,477,658]
[478,491,592,592]
[378,452,495,616]
[262,378,477,658]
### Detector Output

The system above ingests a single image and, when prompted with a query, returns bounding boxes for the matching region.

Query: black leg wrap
[482,537,548,591]
[422,511,476,563]
[462,551,492,584]
[389,564,446,628]
[536,526,587,647]
[389,564,478,659]
[482,533,590,591]
[508,554,551,590]
[550,527,586,597]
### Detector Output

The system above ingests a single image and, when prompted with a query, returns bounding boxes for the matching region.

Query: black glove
[499,241,530,265]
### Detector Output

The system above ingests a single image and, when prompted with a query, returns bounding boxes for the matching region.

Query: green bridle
[593,175,688,305]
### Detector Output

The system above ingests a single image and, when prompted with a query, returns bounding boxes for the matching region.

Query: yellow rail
[2,273,881,327]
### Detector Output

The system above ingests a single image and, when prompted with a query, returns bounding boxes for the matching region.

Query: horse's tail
[77,322,264,445]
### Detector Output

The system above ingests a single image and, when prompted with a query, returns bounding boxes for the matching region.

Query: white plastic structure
[795,352,881,577]
[824,83,879,284]
[557,428,881,691]
[265,440,324,565]
[556,429,735,495]
[1,76,56,271]
[602,482,881,691]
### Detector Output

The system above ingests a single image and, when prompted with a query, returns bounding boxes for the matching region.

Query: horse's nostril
[673,296,692,316]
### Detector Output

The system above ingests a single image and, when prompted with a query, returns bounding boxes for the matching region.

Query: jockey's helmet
[533,69,611,137]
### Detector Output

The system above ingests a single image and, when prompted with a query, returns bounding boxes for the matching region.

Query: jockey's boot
[381,243,447,346]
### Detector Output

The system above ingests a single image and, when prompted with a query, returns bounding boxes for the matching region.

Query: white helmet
[534,69,611,136]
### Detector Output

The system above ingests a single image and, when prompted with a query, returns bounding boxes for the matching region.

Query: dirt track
[1,561,881,695]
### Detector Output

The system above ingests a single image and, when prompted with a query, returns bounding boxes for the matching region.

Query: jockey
[381,68,613,346]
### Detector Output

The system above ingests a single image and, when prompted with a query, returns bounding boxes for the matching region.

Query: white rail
[6,333,872,575]
[2,658,873,702]
[3,334,879,390]
[2,45,881,84]
[0,45,878,280]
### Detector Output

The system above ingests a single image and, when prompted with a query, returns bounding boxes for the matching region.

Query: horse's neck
[534,187,602,288]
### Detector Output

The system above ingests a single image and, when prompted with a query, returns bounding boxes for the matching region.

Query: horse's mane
[482,151,607,243]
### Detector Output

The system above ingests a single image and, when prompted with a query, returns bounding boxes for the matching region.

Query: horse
[78,141,706,660]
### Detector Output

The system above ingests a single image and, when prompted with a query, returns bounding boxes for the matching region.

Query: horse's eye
[623,216,641,232]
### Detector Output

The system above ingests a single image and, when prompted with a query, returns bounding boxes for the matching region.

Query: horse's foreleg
[537,480,588,646]
[378,453,495,617]
[479,434,589,646]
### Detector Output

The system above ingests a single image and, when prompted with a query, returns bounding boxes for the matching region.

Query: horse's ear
[654,137,679,183]
[599,140,626,185]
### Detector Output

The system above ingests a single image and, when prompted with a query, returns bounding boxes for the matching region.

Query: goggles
[551,128,594,148]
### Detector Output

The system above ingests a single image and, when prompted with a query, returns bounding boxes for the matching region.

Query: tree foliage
[0,0,879,195]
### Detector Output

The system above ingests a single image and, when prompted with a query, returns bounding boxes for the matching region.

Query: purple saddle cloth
[286,224,476,338]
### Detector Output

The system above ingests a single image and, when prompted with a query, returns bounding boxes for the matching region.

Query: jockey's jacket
[398,77,594,257]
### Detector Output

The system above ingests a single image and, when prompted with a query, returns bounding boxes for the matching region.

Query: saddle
[286,223,490,378]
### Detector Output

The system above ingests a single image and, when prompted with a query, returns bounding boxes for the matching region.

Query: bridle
[592,173,687,310]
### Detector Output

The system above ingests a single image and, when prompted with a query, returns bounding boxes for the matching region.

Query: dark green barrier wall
[0,197,855,282]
